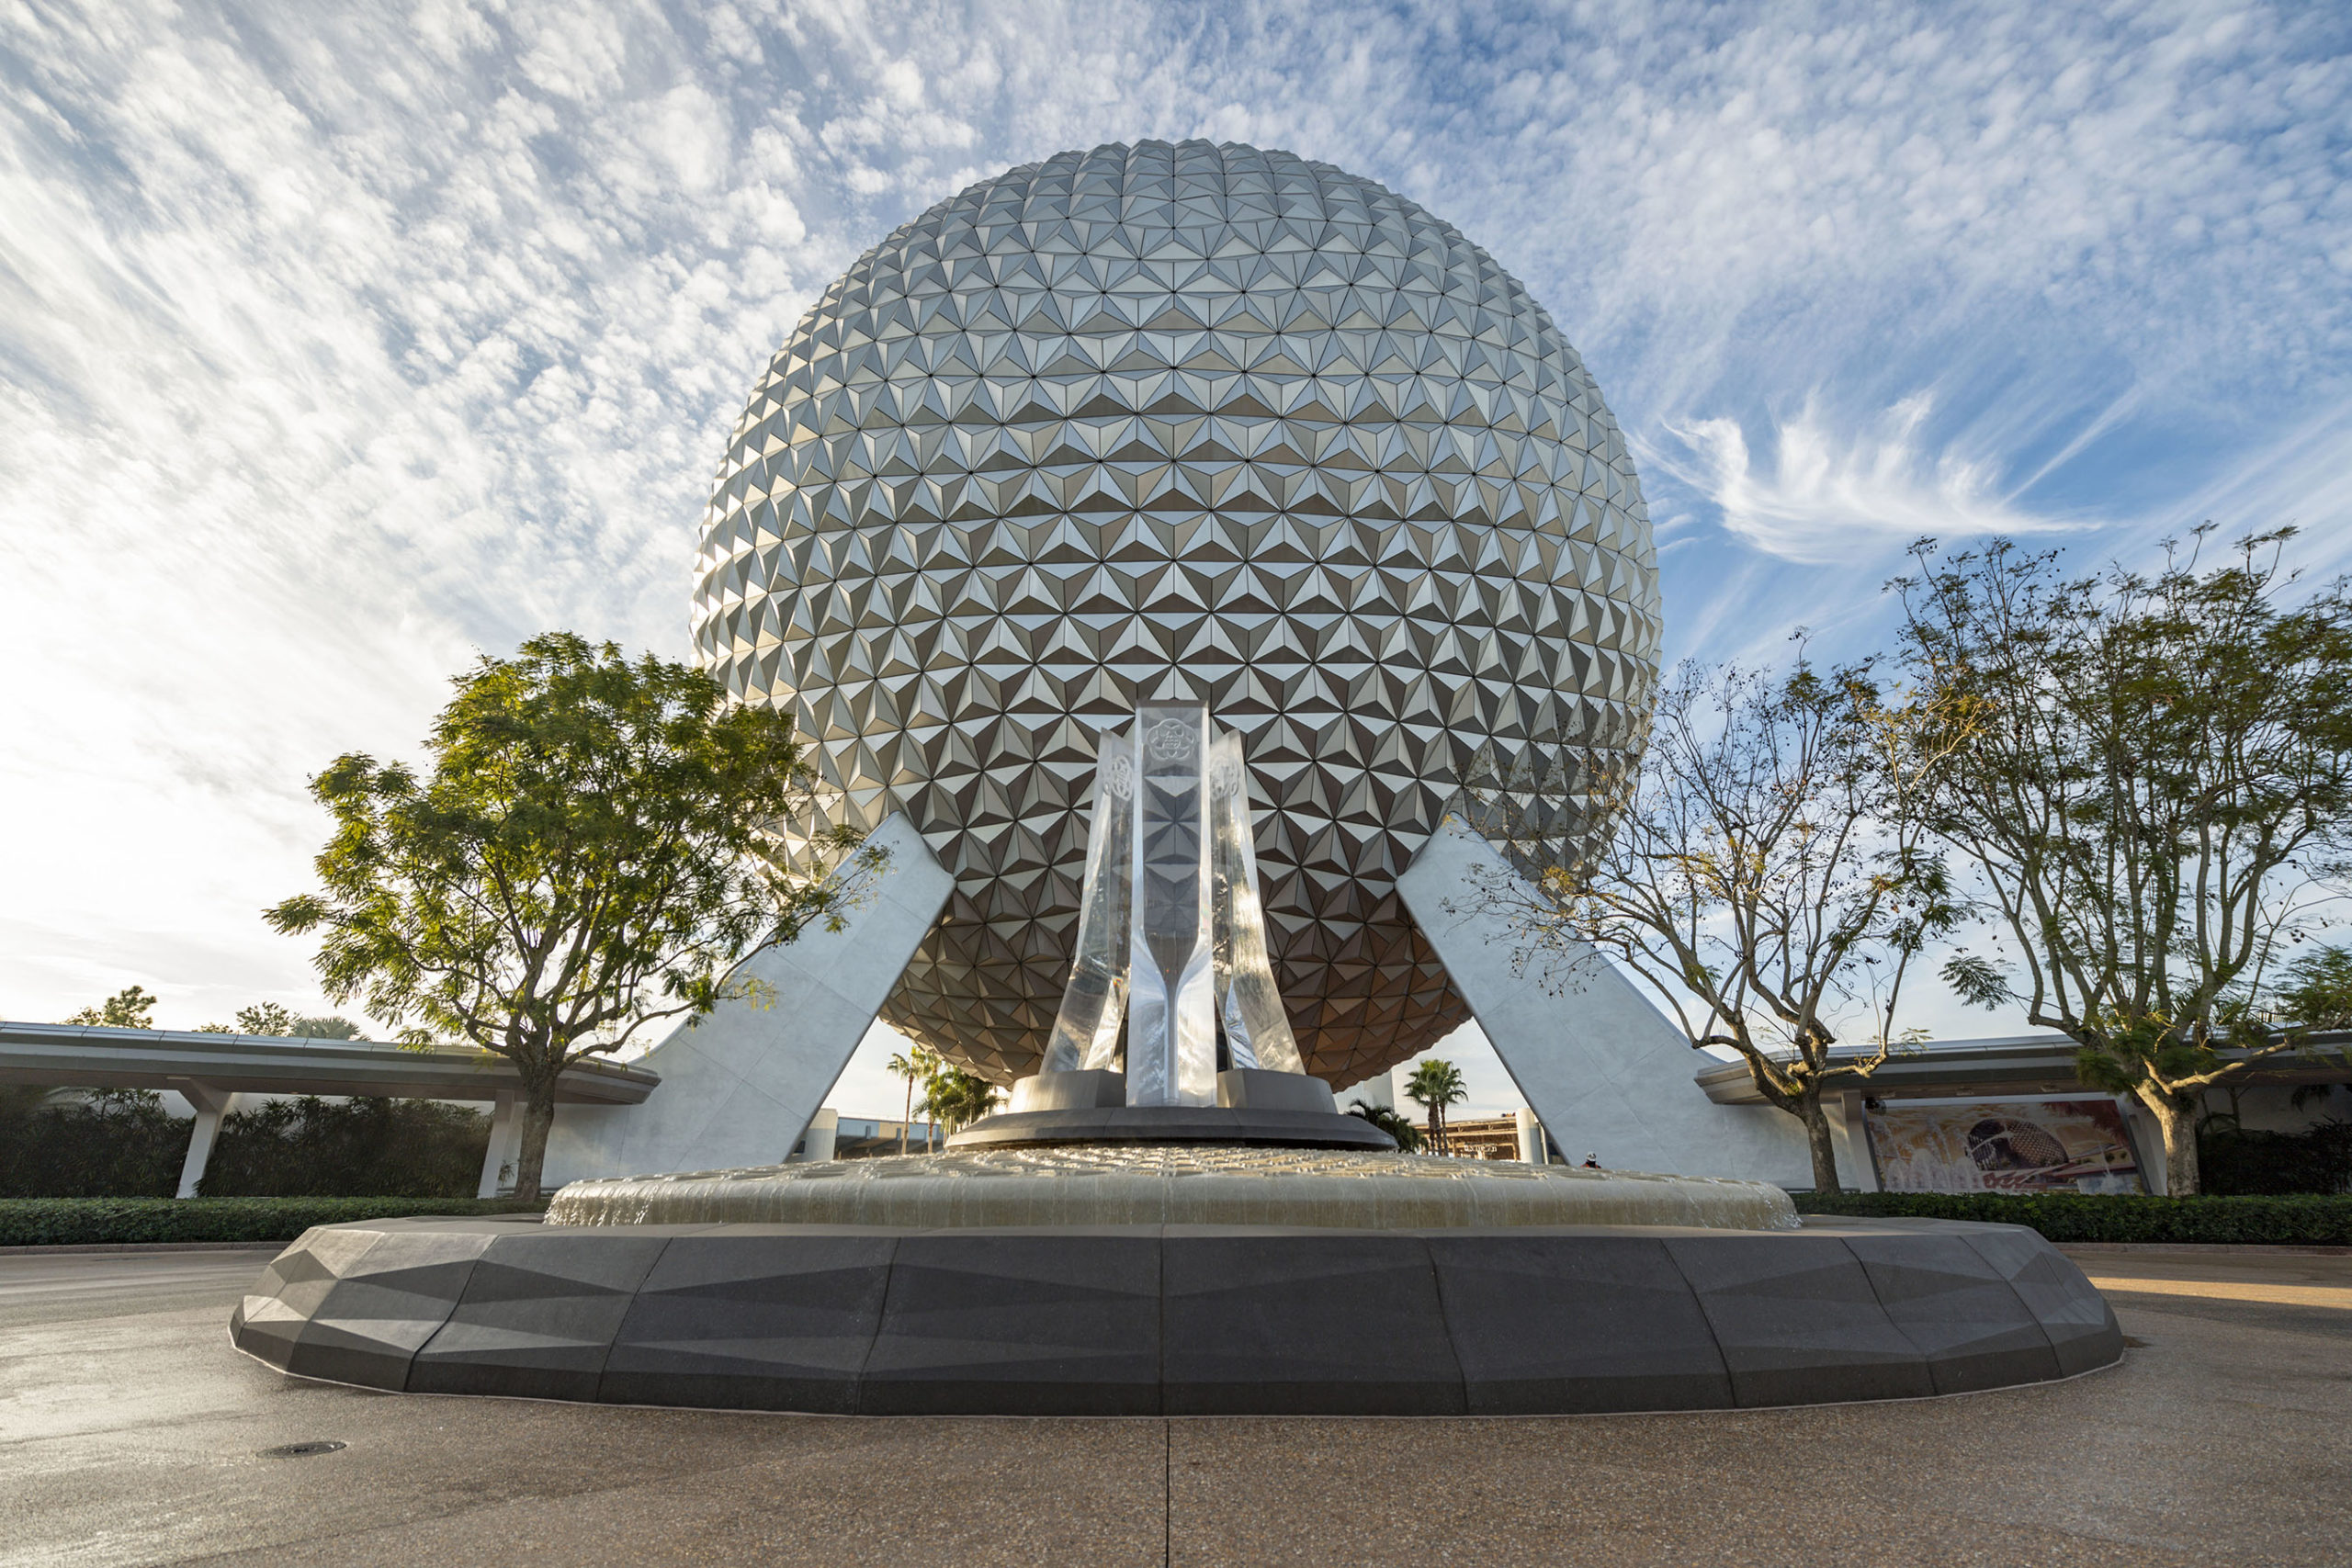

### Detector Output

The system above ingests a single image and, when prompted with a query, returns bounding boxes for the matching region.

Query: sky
[4,0,2349,1121]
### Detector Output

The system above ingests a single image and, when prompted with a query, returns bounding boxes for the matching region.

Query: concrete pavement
[2,1243,2346,1566]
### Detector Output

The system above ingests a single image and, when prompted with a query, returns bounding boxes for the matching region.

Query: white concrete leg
[1396,817,1812,1186]
[478,1091,520,1198]
[1515,1106,1547,1165]
[2129,1104,2170,1195]
[1831,1090,1880,1192]
[170,1080,232,1200]
[1345,1071,1396,1112]
[792,1108,840,1163]
[541,816,954,1186]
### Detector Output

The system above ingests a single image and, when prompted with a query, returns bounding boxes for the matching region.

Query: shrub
[0,1087,492,1200]
[0,1196,544,1247]
[200,1096,489,1198]
[1795,1190,2352,1246]
[2196,1119,2352,1196]
[0,1089,185,1197]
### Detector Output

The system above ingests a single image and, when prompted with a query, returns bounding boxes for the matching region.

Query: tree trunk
[899,1076,912,1156]
[2143,1089,2201,1197]
[511,1082,559,1203]
[1801,1090,1843,1194]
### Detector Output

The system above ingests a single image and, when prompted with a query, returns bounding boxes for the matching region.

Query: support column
[170,1080,232,1200]
[1514,1107,1548,1166]
[478,1091,521,1198]
[2127,1102,2169,1195]
[1351,1073,1396,1113]
[540,815,954,1185]
[792,1108,839,1163]
[1831,1090,1881,1192]
[1396,817,1815,1185]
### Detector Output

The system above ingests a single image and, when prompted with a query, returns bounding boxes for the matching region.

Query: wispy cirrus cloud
[0,0,2347,1055]
[1654,395,2075,564]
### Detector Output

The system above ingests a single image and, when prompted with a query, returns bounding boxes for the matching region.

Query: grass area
[0,1196,546,1247]
[1796,1190,2352,1246]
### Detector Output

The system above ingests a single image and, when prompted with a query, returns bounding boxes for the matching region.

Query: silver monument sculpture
[1040,705,1305,1106]
[228,143,2123,1428]
[690,139,1663,1092]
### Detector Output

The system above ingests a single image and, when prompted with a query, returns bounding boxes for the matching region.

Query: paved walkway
[1,1244,2346,1566]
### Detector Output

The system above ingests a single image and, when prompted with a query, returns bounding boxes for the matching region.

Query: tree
[267,632,876,1201]
[236,1002,296,1036]
[1898,530,2352,1195]
[1403,1059,1466,1155]
[197,1004,365,1038]
[2277,946,2352,1031]
[887,1043,942,1154]
[65,986,158,1029]
[1472,655,1968,1192]
[1346,1100,1423,1151]
[921,1063,1001,1135]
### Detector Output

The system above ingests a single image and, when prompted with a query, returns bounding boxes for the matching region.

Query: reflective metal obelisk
[1036,728,1133,1080]
[1044,706,1304,1105]
[1209,731,1304,1076]
[1125,707,1216,1107]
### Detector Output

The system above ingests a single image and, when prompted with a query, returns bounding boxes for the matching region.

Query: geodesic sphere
[692,141,1661,1089]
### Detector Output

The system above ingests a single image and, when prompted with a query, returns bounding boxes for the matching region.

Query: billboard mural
[1864,1098,2146,1194]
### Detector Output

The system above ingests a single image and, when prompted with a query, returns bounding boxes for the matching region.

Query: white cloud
[2150,400,2352,580]
[1656,395,2073,563]
[0,0,2346,1056]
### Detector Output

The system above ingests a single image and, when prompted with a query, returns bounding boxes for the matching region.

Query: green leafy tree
[197,1004,363,1037]
[198,1002,291,1036]
[267,632,874,1201]
[887,1043,942,1154]
[2277,947,2352,1031]
[1346,1099,1423,1152]
[920,1063,1002,1135]
[64,986,158,1029]
[1899,530,2352,1196]
[1473,655,1969,1191]
[236,1001,297,1036]
[1403,1059,1466,1155]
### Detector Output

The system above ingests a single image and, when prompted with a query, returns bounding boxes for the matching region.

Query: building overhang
[1694,1032,2352,1105]
[0,1022,658,1105]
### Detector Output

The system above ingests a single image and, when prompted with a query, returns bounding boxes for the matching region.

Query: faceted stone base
[230,1214,2124,1415]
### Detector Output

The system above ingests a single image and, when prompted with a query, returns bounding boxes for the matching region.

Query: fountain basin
[544,1145,1803,1233]
[230,1212,2123,1415]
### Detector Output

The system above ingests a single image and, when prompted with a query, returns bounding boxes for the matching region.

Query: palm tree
[1346,1100,1422,1152]
[922,1065,1002,1136]
[887,1044,941,1155]
[1403,1059,1467,1156]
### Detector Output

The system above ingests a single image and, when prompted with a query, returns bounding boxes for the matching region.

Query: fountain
[232,706,2122,1415]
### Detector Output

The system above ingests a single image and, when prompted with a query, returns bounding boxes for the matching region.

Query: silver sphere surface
[693,140,1660,1088]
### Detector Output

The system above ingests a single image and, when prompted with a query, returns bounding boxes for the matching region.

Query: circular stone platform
[229,1213,2123,1416]
[544,1145,1802,1232]
[945,1104,1400,1151]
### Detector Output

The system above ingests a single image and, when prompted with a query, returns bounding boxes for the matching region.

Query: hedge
[2198,1119,2352,1197]
[1795,1190,2352,1246]
[1,1089,494,1200]
[0,1196,545,1248]
[198,1097,490,1198]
